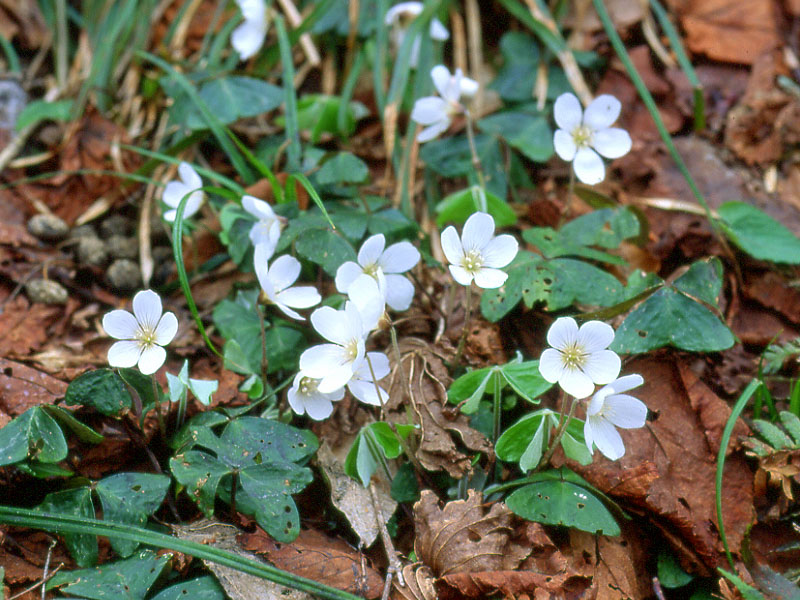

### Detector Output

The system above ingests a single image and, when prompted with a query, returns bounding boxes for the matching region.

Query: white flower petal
[276,286,321,310]
[299,344,347,378]
[383,274,415,311]
[132,290,163,332]
[593,127,632,160]
[553,93,582,131]
[232,20,266,60]
[448,265,474,286]
[481,234,518,268]
[584,418,595,453]
[178,162,202,189]
[538,348,566,384]
[588,416,625,459]
[253,244,273,297]
[461,212,495,252]
[577,320,615,353]
[559,368,595,399]
[310,307,351,345]
[242,195,275,221]
[473,267,507,289]
[459,75,479,98]
[430,65,453,99]
[103,310,139,340]
[608,374,644,394]
[429,18,449,41]
[546,317,579,350]
[440,226,464,265]
[163,209,178,222]
[603,394,647,429]
[379,241,419,273]
[348,379,388,406]
[365,351,391,380]
[385,1,422,24]
[320,364,357,393]
[358,234,386,267]
[584,94,621,131]
[573,147,605,185]
[268,254,301,292]
[553,129,578,161]
[154,312,178,346]
[335,261,364,294]
[162,182,191,209]
[582,350,621,385]
[107,340,141,368]
[181,194,204,220]
[411,96,448,126]
[417,119,450,142]
[138,345,166,375]
[303,395,335,420]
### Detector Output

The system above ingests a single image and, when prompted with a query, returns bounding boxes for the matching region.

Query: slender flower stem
[257,304,269,392]
[538,396,579,470]
[492,371,502,443]
[454,284,472,365]
[463,109,487,203]
[151,375,166,437]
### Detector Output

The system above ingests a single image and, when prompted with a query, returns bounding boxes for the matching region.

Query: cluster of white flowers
[538,317,646,460]
[162,162,205,223]
[411,65,478,143]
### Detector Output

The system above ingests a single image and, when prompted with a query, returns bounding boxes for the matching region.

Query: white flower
[346,274,386,333]
[385,2,449,67]
[347,352,390,406]
[299,302,369,393]
[584,374,647,460]
[538,317,621,399]
[162,162,205,222]
[440,212,518,288]
[242,195,283,259]
[287,373,344,421]
[411,65,479,142]
[102,290,178,375]
[232,0,268,60]
[254,246,321,321]
[335,234,420,311]
[552,92,632,185]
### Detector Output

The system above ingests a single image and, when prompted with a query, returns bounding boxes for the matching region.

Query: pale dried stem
[276,0,321,66]
[465,0,484,113]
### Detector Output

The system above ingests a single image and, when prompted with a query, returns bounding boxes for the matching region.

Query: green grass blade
[373,0,389,114]
[592,0,724,245]
[290,173,335,229]
[0,169,157,190]
[274,15,301,173]
[0,34,21,74]
[648,0,705,131]
[716,378,761,569]
[137,50,254,183]
[339,48,366,134]
[0,506,361,600]
[172,190,222,358]
[493,0,565,55]
[224,129,284,202]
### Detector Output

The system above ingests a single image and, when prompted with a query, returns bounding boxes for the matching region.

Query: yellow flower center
[571,124,593,148]
[363,263,380,278]
[345,339,360,360]
[560,342,587,370]
[461,249,484,275]
[299,377,318,395]
[135,325,158,349]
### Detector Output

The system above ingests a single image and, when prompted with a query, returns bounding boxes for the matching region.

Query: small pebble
[107,235,138,259]
[100,215,134,239]
[27,214,69,242]
[25,279,68,304]
[107,259,141,292]
[68,224,98,240]
[76,237,109,267]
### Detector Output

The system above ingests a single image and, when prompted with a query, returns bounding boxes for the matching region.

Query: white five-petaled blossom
[232,0,268,60]
[335,234,420,311]
[102,290,178,375]
[242,195,283,259]
[440,212,518,288]
[411,65,479,142]
[552,92,632,185]
[254,246,321,321]
[287,373,345,421]
[162,162,204,223]
[539,317,621,399]
[299,302,370,393]
[385,1,449,68]
[584,374,647,460]
[348,351,390,406]
[346,274,386,333]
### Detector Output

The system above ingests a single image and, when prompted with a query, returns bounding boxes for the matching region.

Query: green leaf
[170,451,230,515]
[419,134,507,198]
[64,369,132,416]
[489,32,539,101]
[290,94,369,143]
[240,463,313,542]
[779,411,800,446]
[519,417,547,472]
[500,360,552,403]
[506,479,620,535]
[38,488,97,566]
[218,417,318,468]
[751,420,794,450]
[612,259,734,354]
[435,186,517,227]
[368,207,417,237]
[657,551,694,588]
[560,418,592,466]
[95,472,170,557]
[315,153,369,185]
[448,367,494,414]
[390,462,420,503]
[185,76,283,130]
[0,407,68,466]
[717,201,800,264]
[478,111,554,163]
[151,576,226,600]
[295,228,356,276]
[48,550,171,600]
[496,410,551,464]
[42,405,104,444]
[15,98,74,131]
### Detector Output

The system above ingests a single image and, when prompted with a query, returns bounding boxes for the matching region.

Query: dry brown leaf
[560,356,755,573]
[0,0,47,48]
[673,0,782,64]
[0,357,67,422]
[441,570,591,600]
[0,296,62,358]
[743,272,800,325]
[413,490,529,577]
[392,564,437,600]
[239,527,383,599]
[388,338,490,478]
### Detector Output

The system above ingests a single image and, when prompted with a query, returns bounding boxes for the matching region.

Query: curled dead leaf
[392,564,437,600]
